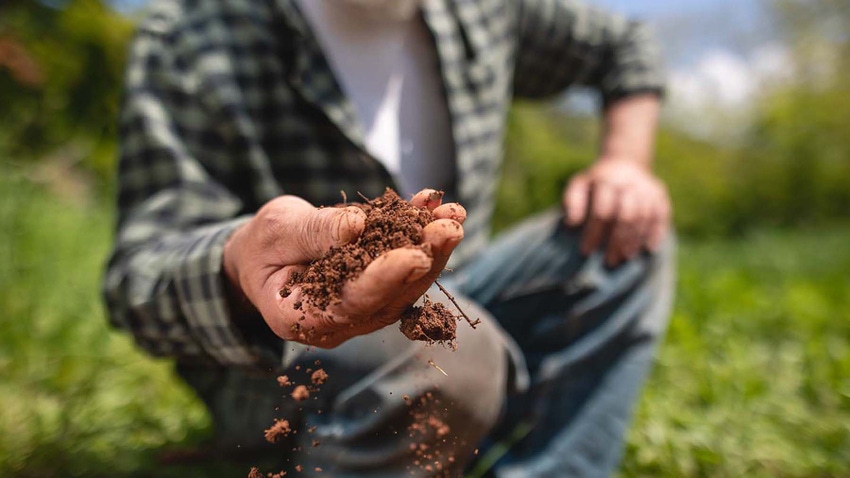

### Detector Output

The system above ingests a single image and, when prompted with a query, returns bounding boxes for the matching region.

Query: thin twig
[435,280,481,329]
[356,191,371,203]
[340,190,348,205]
[428,359,449,377]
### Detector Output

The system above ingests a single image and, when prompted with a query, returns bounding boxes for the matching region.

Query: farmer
[104,0,674,476]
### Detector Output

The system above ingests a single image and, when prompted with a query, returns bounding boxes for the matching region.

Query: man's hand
[223,189,465,348]
[563,157,671,267]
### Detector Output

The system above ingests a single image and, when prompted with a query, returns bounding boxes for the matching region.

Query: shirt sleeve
[512,0,666,104]
[102,25,282,371]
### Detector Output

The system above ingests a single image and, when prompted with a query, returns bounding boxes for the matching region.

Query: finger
[421,218,464,257]
[647,194,672,251]
[289,205,367,263]
[606,191,641,266]
[432,203,467,224]
[581,184,617,255]
[633,195,654,254]
[564,175,590,227]
[410,189,444,211]
[252,265,309,340]
[339,247,433,315]
[383,219,464,314]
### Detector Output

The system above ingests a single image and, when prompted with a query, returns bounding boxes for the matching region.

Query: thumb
[293,205,367,261]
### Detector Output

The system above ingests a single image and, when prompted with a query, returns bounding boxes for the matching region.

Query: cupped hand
[563,157,671,266]
[223,189,465,348]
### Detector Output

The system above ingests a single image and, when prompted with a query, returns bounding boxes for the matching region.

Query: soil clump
[285,188,458,345]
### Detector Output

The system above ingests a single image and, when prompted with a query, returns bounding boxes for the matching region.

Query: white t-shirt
[296,0,455,197]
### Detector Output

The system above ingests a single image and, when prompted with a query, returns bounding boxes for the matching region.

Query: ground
[1,169,848,477]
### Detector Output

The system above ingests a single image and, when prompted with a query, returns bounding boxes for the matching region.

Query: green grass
[0,167,210,477]
[1,166,849,477]
[621,231,850,477]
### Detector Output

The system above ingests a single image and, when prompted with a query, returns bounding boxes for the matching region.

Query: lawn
[1,167,848,477]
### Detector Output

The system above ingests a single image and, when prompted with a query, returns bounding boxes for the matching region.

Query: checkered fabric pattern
[103,0,665,370]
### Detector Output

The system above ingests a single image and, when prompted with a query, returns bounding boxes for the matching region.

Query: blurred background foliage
[0,0,848,476]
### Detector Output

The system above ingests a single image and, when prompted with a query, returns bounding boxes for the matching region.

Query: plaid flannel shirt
[104,0,665,371]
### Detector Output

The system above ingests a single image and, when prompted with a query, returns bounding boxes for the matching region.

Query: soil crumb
[311,369,328,385]
[291,385,310,401]
[276,375,291,387]
[287,188,458,345]
[405,391,455,475]
[264,419,291,444]
[400,299,457,346]
[248,467,263,478]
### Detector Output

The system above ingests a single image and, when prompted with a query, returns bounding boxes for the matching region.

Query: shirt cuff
[600,22,667,106]
[173,217,282,370]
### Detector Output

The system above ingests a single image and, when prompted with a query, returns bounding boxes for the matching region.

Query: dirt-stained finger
[410,189,444,211]
[383,219,464,314]
[340,247,433,315]
[249,265,309,340]
[294,206,367,261]
[421,219,464,256]
[432,203,467,224]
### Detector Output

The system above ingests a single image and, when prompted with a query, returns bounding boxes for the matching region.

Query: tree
[0,0,132,183]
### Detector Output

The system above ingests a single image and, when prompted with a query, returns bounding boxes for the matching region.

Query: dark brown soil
[285,188,458,345]
[399,299,457,344]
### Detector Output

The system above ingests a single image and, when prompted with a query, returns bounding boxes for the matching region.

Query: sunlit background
[1,0,848,476]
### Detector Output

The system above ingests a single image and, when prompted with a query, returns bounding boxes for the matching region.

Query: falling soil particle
[405,391,455,475]
[285,188,458,345]
[295,465,303,472]
[427,416,451,438]
[291,385,310,401]
[311,369,328,385]
[400,299,457,345]
[264,419,291,444]
[276,375,291,387]
[248,467,264,478]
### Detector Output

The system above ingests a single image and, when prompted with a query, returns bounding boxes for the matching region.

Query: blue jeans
[178,210,675,477]
[446,210,675,477]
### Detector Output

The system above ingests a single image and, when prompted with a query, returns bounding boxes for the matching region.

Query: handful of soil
[286,188,458,345]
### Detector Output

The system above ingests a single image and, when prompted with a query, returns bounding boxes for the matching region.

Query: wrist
[600,93,660,170]
[223,228,242,294]
[222,225,258,319]
[596,154,652,171]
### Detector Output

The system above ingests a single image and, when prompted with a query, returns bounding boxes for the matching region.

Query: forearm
[599,93,661,169]
[104,218,281,369]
